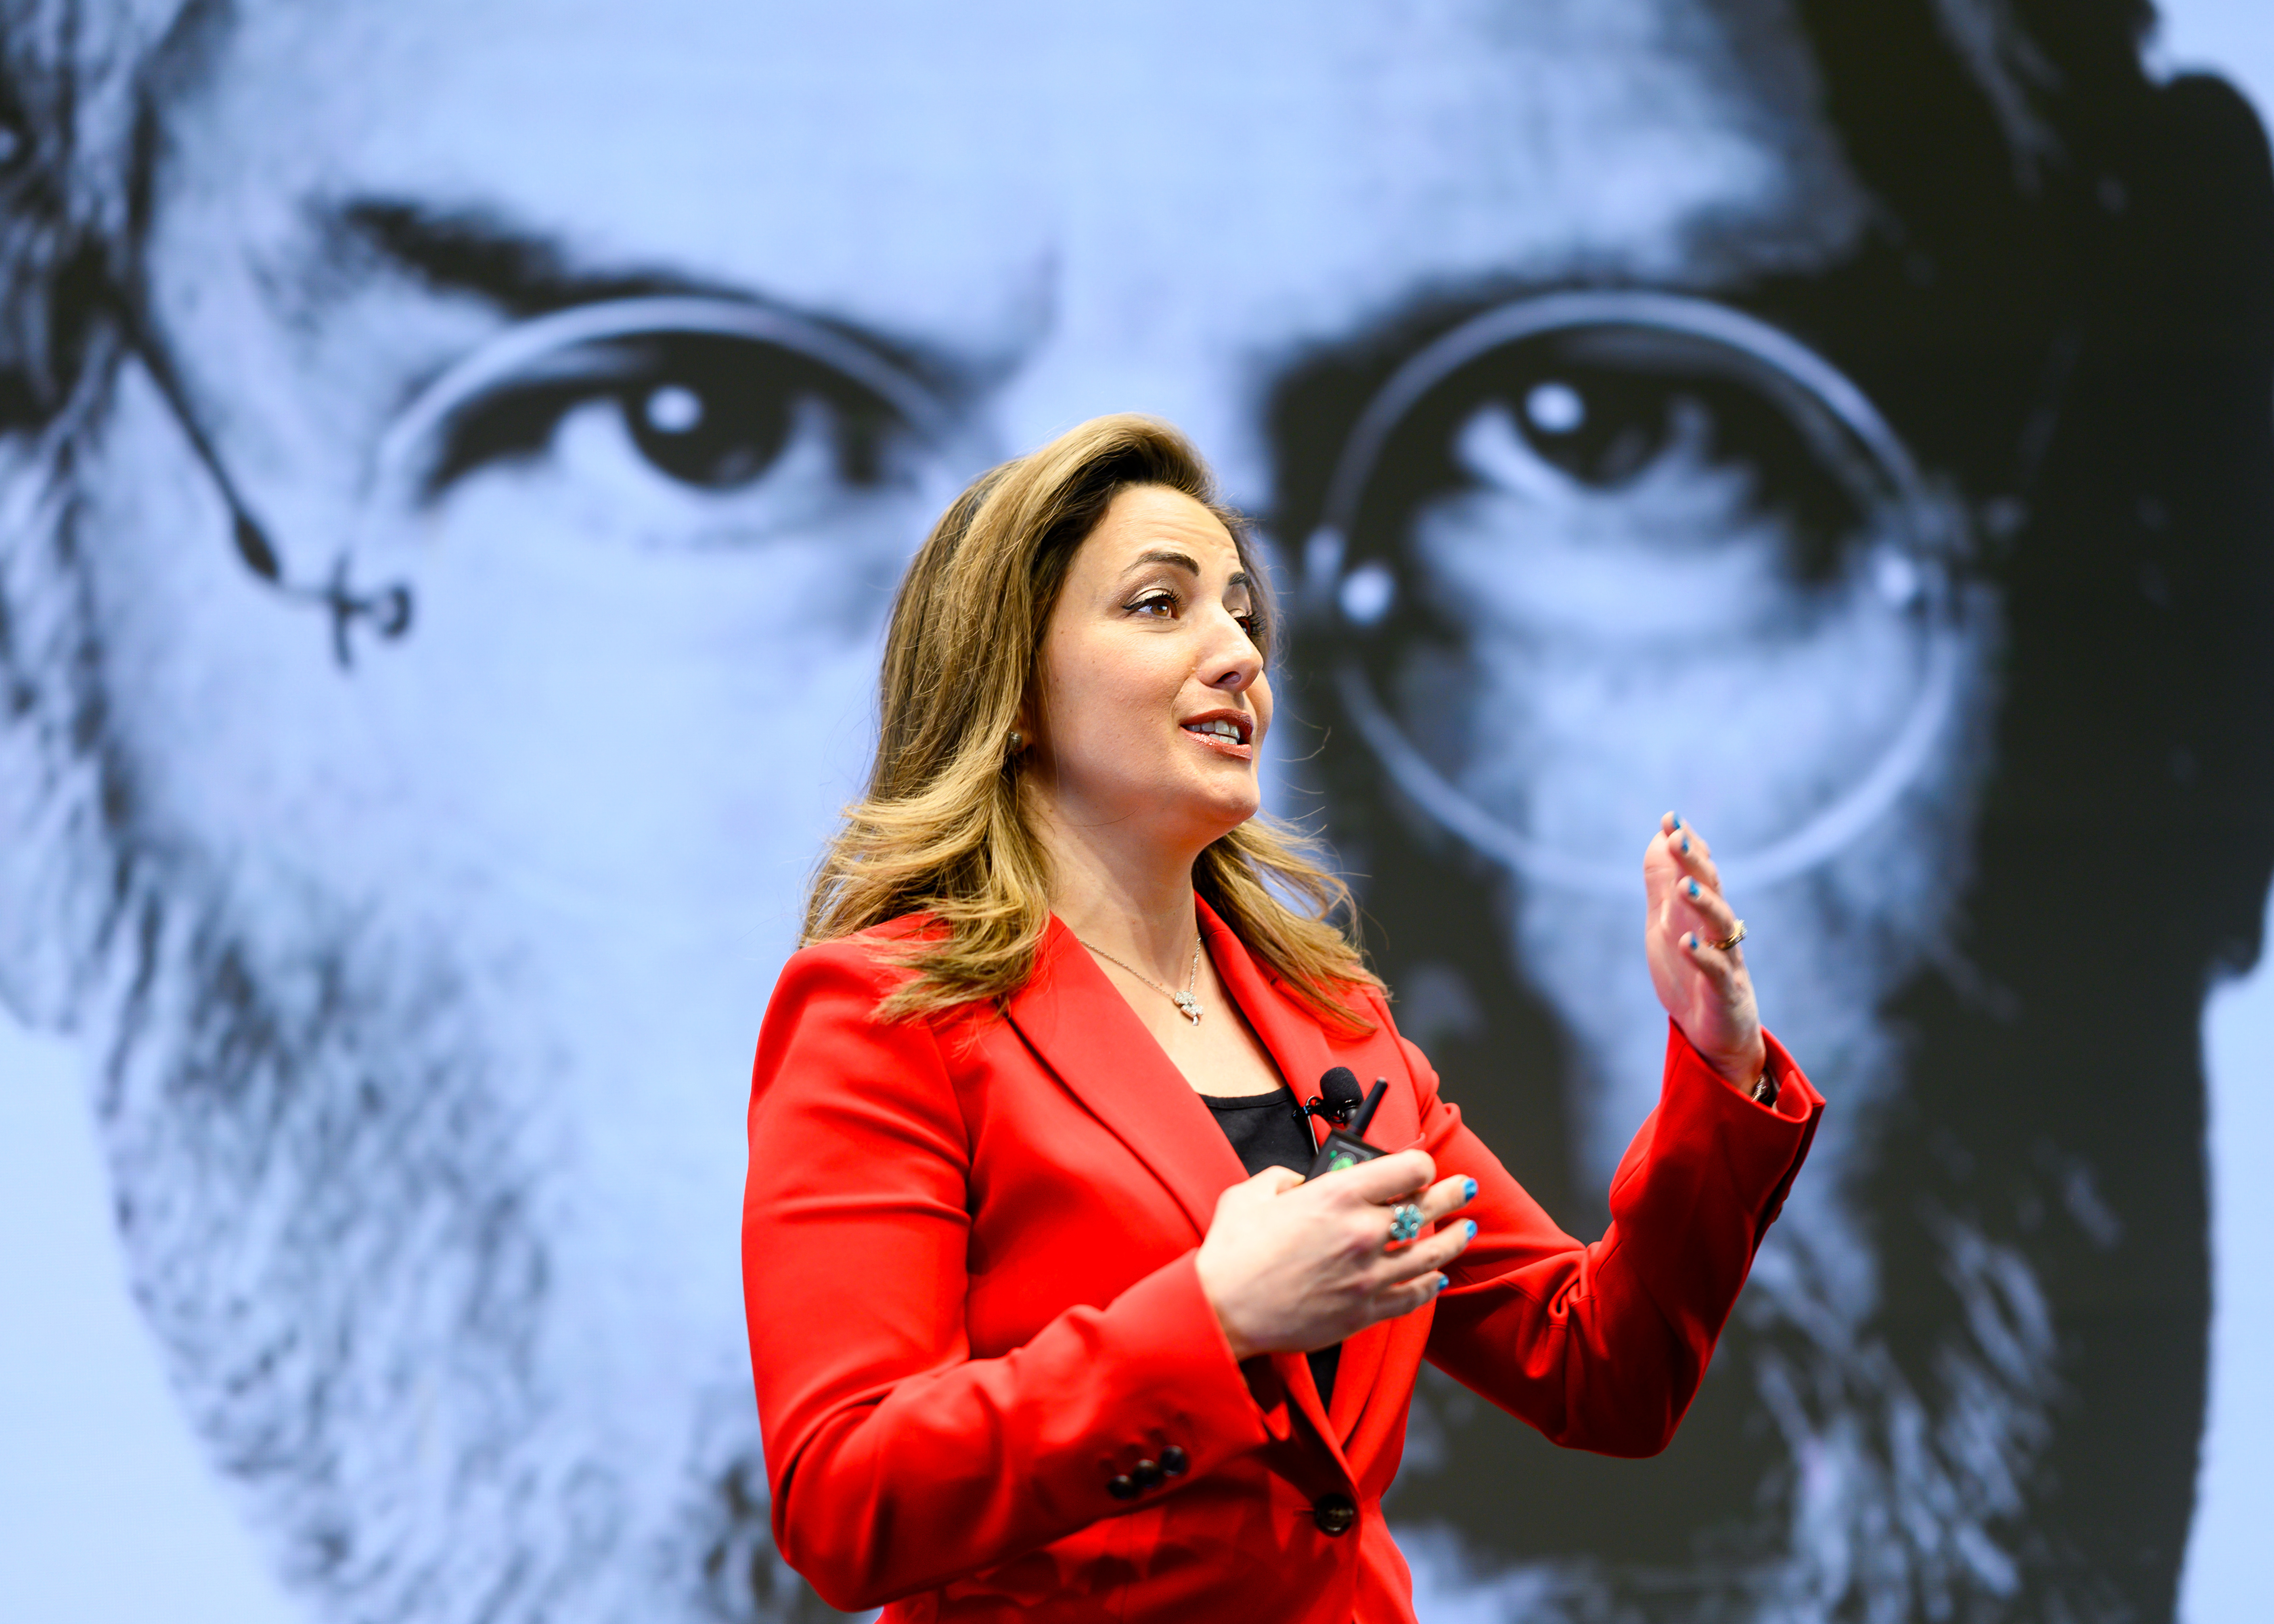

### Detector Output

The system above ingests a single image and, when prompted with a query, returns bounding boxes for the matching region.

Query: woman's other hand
[1194,1150,1476,1361]
[1644,812,1767,1091]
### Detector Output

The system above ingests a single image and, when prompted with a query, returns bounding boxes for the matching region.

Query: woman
[741,416,1820,1622]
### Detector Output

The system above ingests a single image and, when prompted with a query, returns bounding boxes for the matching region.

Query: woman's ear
[1011,681,1047,762]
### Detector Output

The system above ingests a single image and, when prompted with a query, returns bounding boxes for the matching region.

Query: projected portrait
[1275,18,2274,1613]
[0,1,2268,1622]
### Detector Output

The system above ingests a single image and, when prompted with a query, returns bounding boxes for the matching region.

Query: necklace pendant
[1173,991,1204,1025]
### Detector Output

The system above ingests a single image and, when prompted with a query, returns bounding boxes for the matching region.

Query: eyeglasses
[127,289,954,667]
[136,273,1964,894]
[1298,289,1971,894]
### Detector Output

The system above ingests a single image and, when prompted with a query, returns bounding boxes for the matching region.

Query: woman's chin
[1181,784,1263,847]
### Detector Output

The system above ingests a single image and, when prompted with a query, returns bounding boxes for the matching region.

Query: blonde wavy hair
[803,414,1379,1025]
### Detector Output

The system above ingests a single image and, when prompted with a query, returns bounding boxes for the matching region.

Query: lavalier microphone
[1306,1065,1366,1127]
[1307,1068,1390,1180]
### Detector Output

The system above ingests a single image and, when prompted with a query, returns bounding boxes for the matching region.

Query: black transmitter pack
[1305,1065,1390,1181]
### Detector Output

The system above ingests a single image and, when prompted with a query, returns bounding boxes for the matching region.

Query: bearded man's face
[2,0,2224,1620]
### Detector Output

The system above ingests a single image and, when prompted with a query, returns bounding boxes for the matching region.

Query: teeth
[1186,720,1243,743]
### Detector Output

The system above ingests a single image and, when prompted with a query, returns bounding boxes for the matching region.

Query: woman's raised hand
[1194,1150,1475,1361]
[1643,812,1767,1090]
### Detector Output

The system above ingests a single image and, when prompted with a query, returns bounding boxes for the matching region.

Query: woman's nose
[1202,619,1263,693]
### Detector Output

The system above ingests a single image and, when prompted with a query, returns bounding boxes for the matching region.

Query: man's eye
[1353,324,1877,597]
[368,296,948,546]
[1311,293,1960,648]
[420,331,901,498]
[1309,289,1965,894]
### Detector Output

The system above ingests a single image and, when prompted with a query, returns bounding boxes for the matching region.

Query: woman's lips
[1181,723,1254,760]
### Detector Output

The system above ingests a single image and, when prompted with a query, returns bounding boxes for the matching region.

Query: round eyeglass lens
[348,295,952,565]
[1304,290,1970,894]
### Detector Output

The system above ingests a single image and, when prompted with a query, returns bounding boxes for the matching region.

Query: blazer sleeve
[741,942,1276,1611]
[1414,1013,1823,1457]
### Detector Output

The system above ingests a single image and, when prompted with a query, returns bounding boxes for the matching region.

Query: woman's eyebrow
[1121,548,1203,576]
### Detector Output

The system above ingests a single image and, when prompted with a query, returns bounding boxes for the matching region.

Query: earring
[1008,730,1024,751]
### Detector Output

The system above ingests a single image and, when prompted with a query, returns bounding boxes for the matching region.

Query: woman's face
[1029,485,1273,858]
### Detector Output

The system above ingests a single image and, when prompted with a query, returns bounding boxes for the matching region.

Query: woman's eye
[417,330,906,500]
[1131,592,1178,617]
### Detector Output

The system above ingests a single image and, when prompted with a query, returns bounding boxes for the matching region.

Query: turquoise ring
[1387,1203,1425,1247]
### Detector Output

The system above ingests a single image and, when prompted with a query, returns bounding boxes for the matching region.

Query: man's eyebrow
[329,199,727,312]
[320,198,964,391]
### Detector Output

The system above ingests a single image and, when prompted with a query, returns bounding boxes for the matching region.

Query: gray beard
[83,684,2075,1623]
[1388,608,2121,1621]
[84,847,809,1624]
[4,388,841,1624]
[1510,767,2062,1619]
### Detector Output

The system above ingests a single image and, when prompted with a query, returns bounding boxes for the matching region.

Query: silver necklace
[1078,933,1204,1025]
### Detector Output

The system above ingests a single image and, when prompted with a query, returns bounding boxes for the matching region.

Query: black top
[1200,1090,1341,1407]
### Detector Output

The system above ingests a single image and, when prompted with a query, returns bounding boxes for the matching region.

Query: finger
[1660,812,1722,890]
[1415,1174,1477,1225]
[1667,874,1740,944]
[1254,1165,1307,1196]
[1372,1269,1452,1322]
[1210,1163,1305,1230]
[1328,1147,1436,1204]
[1411,1218,1477,1271]
[1378,1213,1476,1276]
[1679,929,1742,986]
[1644,828,1717,902]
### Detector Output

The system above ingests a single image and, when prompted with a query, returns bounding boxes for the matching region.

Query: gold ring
[1710,920,1746,952]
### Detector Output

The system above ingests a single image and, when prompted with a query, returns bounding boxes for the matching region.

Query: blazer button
[1159,1445,1189,1477]
[1107,1475,1139,1501]
[1312,1492,1358,1536]
[1131,1459,1164,1490]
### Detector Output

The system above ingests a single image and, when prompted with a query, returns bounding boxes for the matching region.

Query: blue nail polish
[1434,1274,1450,1292]
[1671,813,1682,829]
[1463,1178,1478,1202]
[1686,933,1698,950]
[1681,836,1691,854]
[1465,1219,1478,1239]
[1686,879,1700,898]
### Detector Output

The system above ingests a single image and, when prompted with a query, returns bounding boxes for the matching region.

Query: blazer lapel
[1318,1042,1429,1442]
[1011,903,1396,1464]
[1198,902,1399,1448]
[1197,899,1337,1115]
[1005,916,1248,1240]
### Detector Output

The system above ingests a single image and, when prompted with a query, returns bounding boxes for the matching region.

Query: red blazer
[742,901,1821,1623]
